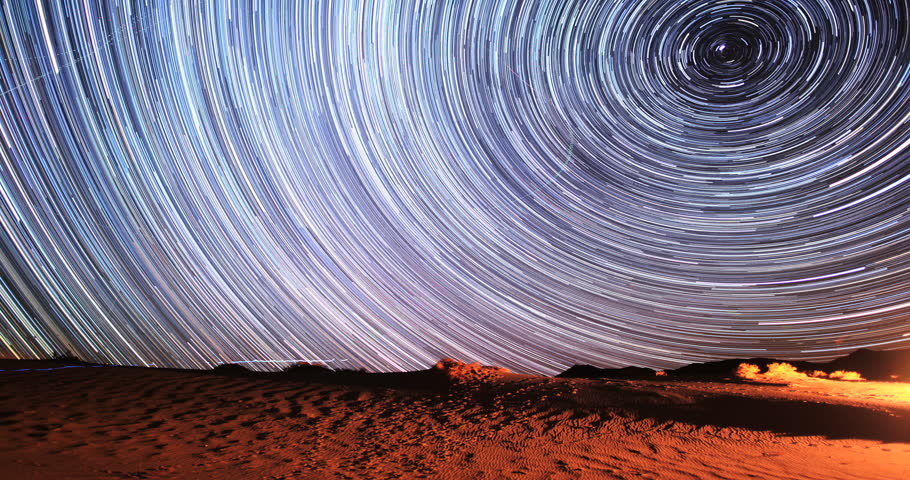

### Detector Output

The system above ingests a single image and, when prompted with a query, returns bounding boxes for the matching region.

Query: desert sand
[1,357,908,479]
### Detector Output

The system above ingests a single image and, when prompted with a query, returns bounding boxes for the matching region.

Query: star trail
[0,0,909,374]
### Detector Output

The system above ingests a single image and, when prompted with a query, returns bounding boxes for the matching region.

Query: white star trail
[0,0,908,374]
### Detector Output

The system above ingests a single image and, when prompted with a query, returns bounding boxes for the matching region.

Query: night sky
[0,0,909,374]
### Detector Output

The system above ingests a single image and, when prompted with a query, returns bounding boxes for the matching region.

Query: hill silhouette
[557,348,910,381]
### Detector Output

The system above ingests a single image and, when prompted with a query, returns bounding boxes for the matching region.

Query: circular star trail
[0,1,909,374]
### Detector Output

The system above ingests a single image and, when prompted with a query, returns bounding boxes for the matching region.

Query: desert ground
[1,358,908,479]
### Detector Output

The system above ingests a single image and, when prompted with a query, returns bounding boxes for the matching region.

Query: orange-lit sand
[734,361,910,409]
[1,359,908,479]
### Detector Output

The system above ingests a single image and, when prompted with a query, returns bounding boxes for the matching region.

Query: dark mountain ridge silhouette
[558,348,910,381]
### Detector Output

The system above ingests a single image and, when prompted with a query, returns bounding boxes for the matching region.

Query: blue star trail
[0,0,908,374]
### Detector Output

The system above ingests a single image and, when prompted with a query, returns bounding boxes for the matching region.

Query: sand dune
[1,358,908,479]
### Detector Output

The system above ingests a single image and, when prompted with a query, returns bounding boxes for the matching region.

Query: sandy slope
[0,359,908,479]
